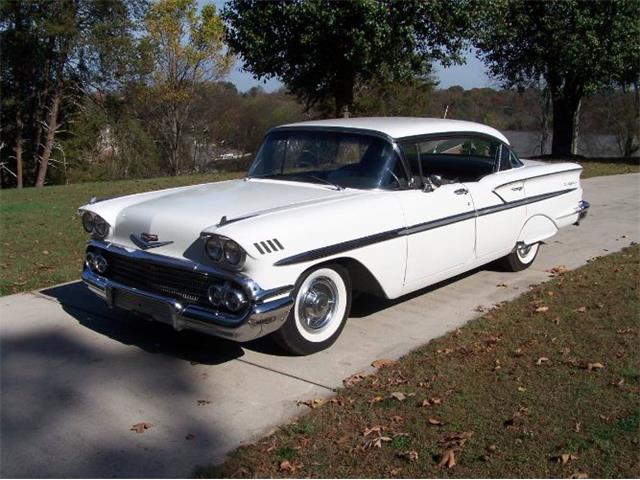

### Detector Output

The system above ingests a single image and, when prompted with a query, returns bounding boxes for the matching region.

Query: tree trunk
[334,74,354,118]
[35,88,61,187]
[14,110,24,189]
[550,92,582,157]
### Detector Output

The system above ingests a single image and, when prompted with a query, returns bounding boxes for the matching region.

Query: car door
[397,142,476,289]
[466,145,526,260]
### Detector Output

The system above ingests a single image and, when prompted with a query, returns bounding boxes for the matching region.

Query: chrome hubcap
[298,277,337,332]
[517,243,533,258]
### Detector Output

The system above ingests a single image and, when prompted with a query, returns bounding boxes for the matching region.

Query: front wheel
[498,242,540,272]
[272,264,351,355]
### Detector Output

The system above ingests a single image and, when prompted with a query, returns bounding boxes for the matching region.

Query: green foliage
[472,0,640,155]
[222,0,470,116]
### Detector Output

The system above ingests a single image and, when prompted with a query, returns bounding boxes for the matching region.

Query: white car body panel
[79,117,589,343]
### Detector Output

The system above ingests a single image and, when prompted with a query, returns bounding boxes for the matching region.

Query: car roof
[276,117,510,144]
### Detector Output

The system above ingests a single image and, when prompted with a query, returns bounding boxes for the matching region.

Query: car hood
[83,178,364,259]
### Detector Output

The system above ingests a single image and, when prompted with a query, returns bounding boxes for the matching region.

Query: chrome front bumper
[574,200,590,225]
[82,254,294,343]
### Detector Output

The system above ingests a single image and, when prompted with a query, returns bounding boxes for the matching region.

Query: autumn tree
[473,0,640,156]
[142,0,233,174]
[222,0,470,118]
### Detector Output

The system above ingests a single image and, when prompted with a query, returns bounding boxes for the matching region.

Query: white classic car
[80,117,589,354]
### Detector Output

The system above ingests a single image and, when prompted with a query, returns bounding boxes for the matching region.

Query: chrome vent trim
[255,239,284,255]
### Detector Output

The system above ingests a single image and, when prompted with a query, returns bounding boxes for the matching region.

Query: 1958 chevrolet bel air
[80,117,589,355]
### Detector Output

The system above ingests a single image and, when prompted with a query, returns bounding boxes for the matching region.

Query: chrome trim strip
[490,167,583,190]
[275,188,578,267]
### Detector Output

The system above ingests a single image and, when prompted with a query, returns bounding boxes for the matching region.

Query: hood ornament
[131,233,174,250]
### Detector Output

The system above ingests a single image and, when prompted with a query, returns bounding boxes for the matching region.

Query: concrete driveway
[1,173,638,478]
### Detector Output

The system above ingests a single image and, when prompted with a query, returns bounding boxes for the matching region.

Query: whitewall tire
[273,264,351,355]
[499,242,540,272]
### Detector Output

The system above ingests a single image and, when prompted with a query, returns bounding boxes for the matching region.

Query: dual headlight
[81,211,110,239]
[204,235,246,270]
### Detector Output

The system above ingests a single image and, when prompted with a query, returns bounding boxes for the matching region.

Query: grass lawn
[0,160,637,296]
[0,172,242,295]
[198,246,640,479]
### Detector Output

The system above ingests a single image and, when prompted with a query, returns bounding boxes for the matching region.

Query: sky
[228,49,495,93]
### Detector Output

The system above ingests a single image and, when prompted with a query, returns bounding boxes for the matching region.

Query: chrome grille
[96,249,222,310]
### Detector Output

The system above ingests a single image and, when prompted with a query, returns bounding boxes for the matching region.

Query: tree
[142,0,233,175]
[222,0,470,117]
[473,0,640,156]
[0,0,147,188]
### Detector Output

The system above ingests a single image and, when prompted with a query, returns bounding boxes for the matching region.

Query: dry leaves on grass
[534,305,550,313]
[419,397,443,407]
[555,453,579,465]
[575,306,587,313]
[536,356,550,365]
[297,398,324,409]
[504,407,529,427]
[437,449,456,468]
[570,472,589,479]
[438,431,473,449]
[390,391,415,401]
[130,422,152,433]
[279,460,302,473]
[371,358,397,369]
[343,372,366,387]
[397,450,419,462]
[585,362,605,371]
[428,417,444,426]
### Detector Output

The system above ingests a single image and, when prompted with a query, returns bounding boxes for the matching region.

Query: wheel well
[311,257,386,297]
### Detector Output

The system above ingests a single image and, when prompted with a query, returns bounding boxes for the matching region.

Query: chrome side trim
[275,188,578,267]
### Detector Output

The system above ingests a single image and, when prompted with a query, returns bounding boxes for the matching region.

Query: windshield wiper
[292,174,344,191]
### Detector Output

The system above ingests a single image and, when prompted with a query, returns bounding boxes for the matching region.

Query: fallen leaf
[371,358,397,369]
[42,250,49,255]
[575,306,587,313]
[536,356,550,365]
[363,435,392,449]
[130,422,152,433]
[547,265,569,277]
[438,449,456,468]
[390,415,403,423]
[297,398,324,408]
[362,426,382,437]
[575,422,582,433]
[514,347,524,357]
[496,283,508,288]
[439,431,472,448]
[616,328,632,334]
[475,305,487,312]
[556,453,579,465]
[391,391,407,401]
[397,450,419,462]
[586,362,604,371]
[535,305,549,313]
[197,400,211,406]
[570,472,589,479]
[343,373,365,387]
[279,460,297,473]
[487,444,497,452]
[517,386,527,392]
[430,397,443,405]
[368,395,383,405]
[428,417,444,426]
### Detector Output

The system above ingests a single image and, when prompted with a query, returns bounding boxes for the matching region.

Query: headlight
[80,211,110,239]
[203,235,246,270]
[82,212,95,233]
[223,240,245,267]
[93,215,110,238]
[205,236,224,262]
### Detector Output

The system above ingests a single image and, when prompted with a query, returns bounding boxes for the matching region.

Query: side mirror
[423,174,443,192]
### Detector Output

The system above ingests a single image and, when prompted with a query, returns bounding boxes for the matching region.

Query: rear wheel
[273,264,351,355]
[499,242,540,272]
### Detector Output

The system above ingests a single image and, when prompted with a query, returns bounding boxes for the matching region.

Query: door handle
[454,188,469,195]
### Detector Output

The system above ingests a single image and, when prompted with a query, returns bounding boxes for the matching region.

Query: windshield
[248,130,408,190]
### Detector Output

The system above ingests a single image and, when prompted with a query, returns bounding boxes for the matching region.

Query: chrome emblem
[131,233,174,250]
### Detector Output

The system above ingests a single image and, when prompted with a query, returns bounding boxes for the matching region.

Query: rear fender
[517,214,558,245]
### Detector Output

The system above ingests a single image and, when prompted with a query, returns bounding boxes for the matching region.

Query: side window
[416,136,500,182]
[401,143,423,189]
[510,150,524,168]
[498,145,512,171]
